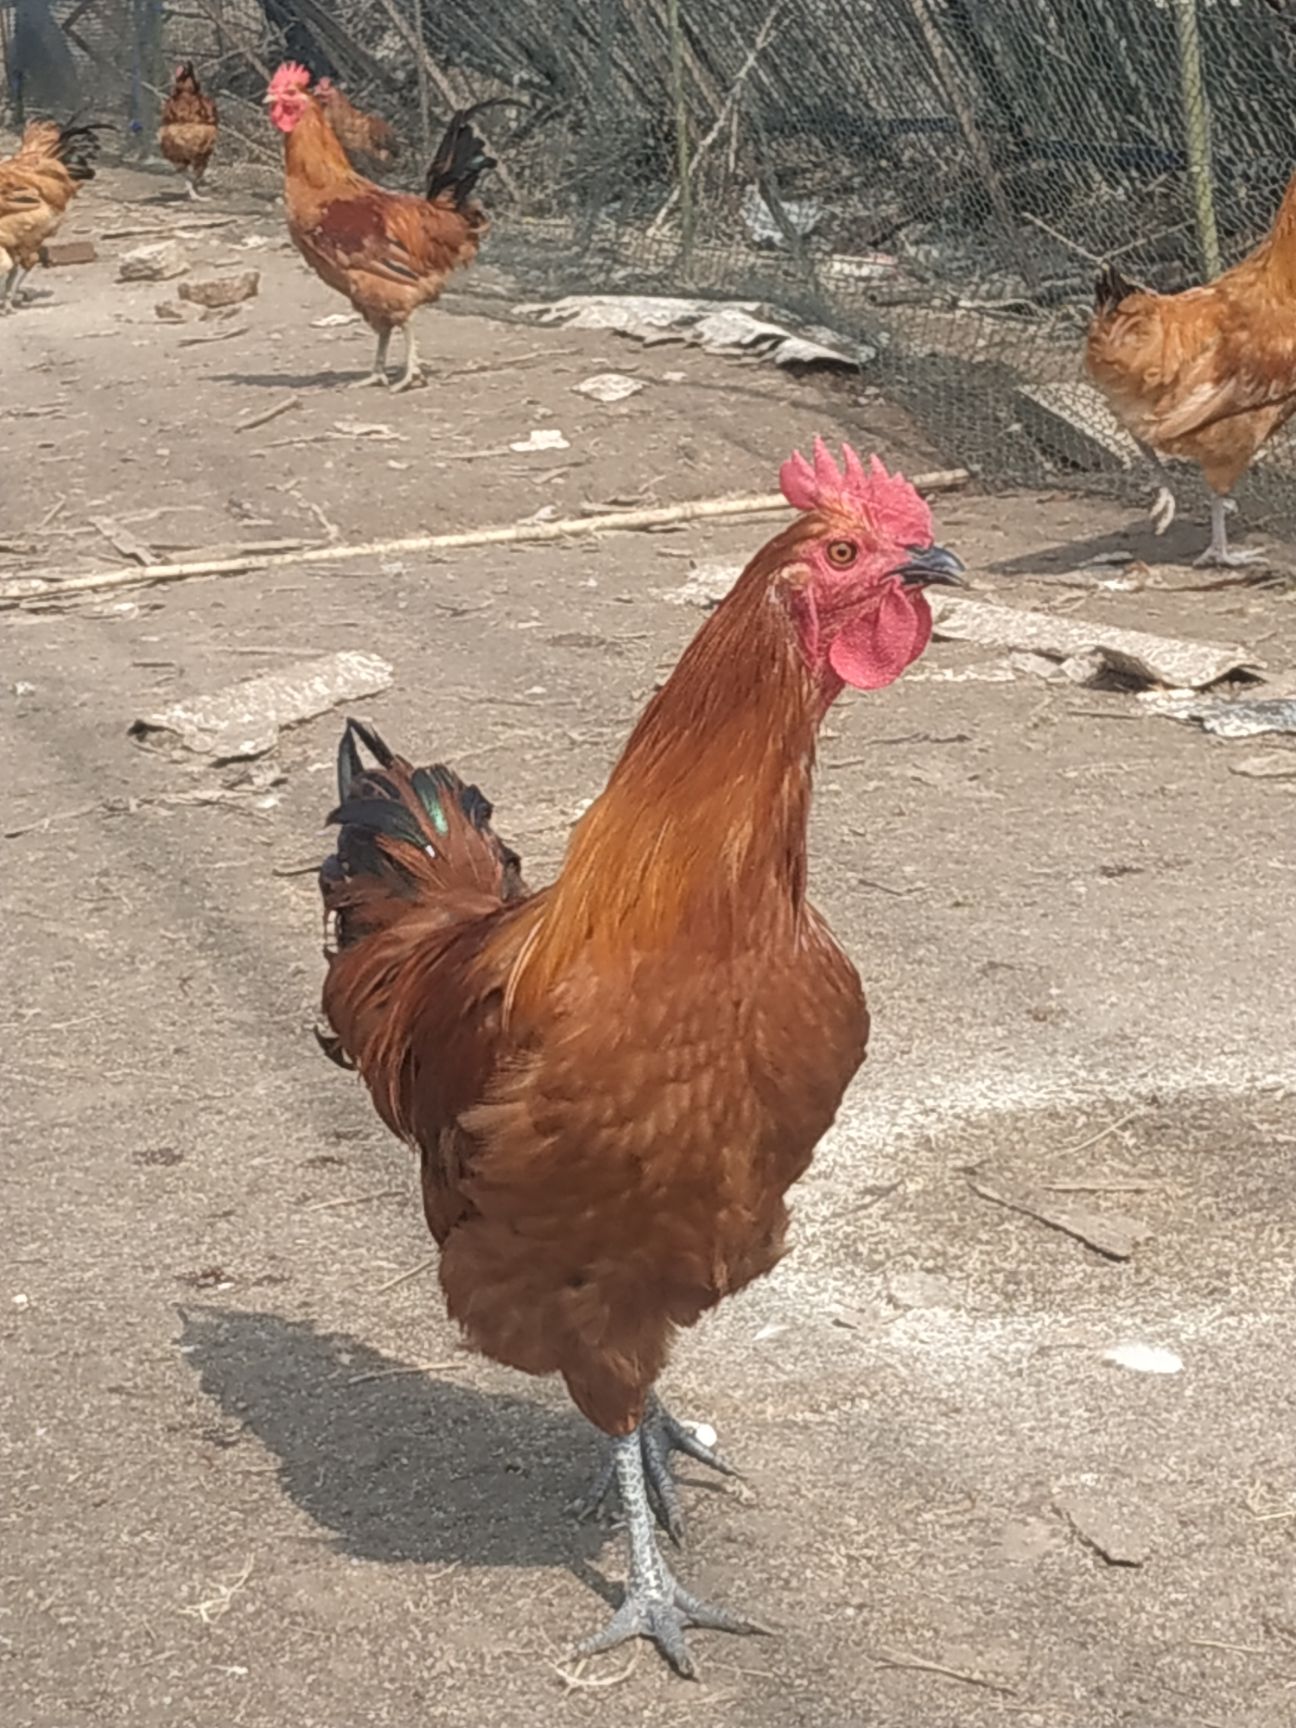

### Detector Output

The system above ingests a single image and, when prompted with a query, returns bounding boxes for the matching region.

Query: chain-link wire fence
[7,0,1296,521]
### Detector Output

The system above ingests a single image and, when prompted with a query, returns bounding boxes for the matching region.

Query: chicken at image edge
[1086,164,1296,567]
[0,118,104,311]
[315,440,965,1675]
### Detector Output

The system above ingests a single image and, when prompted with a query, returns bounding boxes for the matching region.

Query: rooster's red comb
[779,437,933,547]
[268,61,313,98]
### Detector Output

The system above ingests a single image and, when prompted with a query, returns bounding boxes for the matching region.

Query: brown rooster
[158,62,218,200]
[266,61,493,391]
[314,78,399,171]
[316,440,963,1674]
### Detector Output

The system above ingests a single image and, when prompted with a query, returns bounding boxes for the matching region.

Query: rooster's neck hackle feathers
[507,525,823,1010]
[282,97,360,187]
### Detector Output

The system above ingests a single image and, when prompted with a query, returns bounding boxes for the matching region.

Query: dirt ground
[3,156,1296,1728]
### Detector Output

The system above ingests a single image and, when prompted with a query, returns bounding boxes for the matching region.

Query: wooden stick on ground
[0,470,970,608]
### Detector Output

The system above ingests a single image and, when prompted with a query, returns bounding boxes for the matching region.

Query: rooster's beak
[898,544,965,587]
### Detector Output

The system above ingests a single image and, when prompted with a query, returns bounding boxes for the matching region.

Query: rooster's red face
[265,61,314,133]
[780,439,963,693]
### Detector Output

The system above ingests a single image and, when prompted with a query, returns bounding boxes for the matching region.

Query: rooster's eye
[826,539,857,568]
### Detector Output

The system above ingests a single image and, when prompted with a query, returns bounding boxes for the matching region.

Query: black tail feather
[321,719,526,946]
[51,120,112,181]
[1094,262,1137,314]
[423,103,507,208]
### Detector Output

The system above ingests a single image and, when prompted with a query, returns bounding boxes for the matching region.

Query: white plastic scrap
[518,293,863,369]
[1103,1343,1184,1375]
[574,372,644,403]
[1139,690,1296,737]
[510,428,570,453]
[129,651,394,760]
[931,595,1258,691]
[740,184,824,248]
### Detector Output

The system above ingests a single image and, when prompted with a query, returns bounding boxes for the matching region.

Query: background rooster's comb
[779,437,934,547]
[268,61,313,97]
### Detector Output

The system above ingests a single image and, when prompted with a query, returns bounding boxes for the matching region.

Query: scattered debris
[679,1420,718,1450]
[118,240,190,282]
[40,238,96,268]
[345,1360,466,1387]
[1139,690,1296,737]
[1056,1488,1154,1566]
[510,428,570,452]
[575,372,644,404]
[129,651,394,760]
[90,516,158,566]
[176,323,248,347]
[931,595,1258,691]
[179,270,261,310]
[872,1647,1019,1697]
[1103,1343,1184,1375]
[233,395,300,434]
[740,184,823,248]
[332,420,405,442]
[1228,750,1296,779]
[828,1302,887,1335]
[155,300,187,323]
[968,1174,1150,1260]
[373,1256,438,1296]
[311,311,359,326]
[181,1558,254,1626]
[519,293,868,369]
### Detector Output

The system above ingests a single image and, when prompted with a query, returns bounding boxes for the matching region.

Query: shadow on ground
[179,1305,605,1570]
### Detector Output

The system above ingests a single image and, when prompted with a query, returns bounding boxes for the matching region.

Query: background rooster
[316,441,963,1674]
[158,62,218,200]
[265,62,495,392]
[314,78,399,172]
[0,117,104,311]
[1086,167,1296,567]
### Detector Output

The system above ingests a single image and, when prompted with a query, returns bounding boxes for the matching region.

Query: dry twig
[1,470,969,608]
[873,1648,1019,1696]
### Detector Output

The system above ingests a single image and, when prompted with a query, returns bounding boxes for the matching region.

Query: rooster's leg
[186,172,207,202]
[1131,438,1176,536]
[352,329,392,389]
[0,259,19,314]
[575,1426,764,1678]
[578,1392,739,1543]
[390,325,425,394]
[1196,494,1266,568]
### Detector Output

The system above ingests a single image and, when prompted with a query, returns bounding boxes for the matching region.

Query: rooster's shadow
[178,1305,604,1570]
